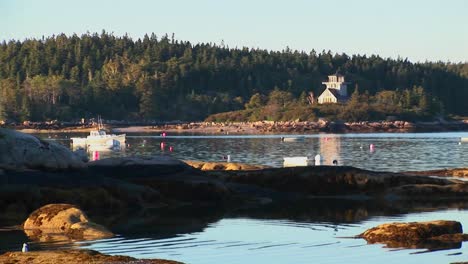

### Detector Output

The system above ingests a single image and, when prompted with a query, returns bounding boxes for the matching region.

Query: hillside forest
[1,32,467,122]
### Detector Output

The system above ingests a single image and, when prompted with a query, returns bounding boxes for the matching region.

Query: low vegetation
[206,86,443,122]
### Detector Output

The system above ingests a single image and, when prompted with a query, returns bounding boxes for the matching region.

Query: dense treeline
[0,31,467,122]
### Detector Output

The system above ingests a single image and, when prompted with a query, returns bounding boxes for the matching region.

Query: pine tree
[0,96,6,121]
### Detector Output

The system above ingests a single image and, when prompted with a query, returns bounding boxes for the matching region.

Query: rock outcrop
[407,168,468,178]
[0,249,183,264]
[0,128,85,171]
[87,156,231,202]
[358,220,468,249]
[23,204,113,241]
[90,155,187,167]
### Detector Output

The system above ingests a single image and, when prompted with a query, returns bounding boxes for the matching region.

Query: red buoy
[92,151,100,161]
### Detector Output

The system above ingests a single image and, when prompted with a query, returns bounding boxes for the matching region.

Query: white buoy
[22,243,29,252]
[314,154,323,166]
[227,155,231,162]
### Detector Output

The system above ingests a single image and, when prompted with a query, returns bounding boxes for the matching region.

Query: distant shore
[4,119,468,134]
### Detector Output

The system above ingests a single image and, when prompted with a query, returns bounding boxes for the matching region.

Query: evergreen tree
[0,32,465,121]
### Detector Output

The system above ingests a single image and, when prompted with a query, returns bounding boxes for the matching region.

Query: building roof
[326,88,348,102]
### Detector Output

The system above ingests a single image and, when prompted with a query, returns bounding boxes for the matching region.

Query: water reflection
[319,136,342,165]
[2,199,468,263]
[44,132,468,172]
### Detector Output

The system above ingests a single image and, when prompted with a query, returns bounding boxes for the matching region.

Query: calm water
[50,131,468,172]
[4,131,467,263]
[80,210,468,264]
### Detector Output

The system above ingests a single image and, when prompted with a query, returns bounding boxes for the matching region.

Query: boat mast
[98,115,103,130]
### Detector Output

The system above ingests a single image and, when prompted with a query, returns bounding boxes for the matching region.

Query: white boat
[281,137,305,142]
[283,157,310,167]
[71,130,126,150]
[71,117,126,150]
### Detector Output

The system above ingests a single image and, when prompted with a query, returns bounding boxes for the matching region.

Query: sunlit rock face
[23,203,113,241]
[358,220,468,250]
[0,128,85,171]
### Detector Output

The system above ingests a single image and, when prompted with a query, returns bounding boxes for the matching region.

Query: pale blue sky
[1,0,467,62]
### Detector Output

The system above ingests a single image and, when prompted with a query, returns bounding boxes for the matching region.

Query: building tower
[317,72,350,104]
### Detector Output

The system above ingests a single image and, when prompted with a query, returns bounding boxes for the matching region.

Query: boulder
[0,128,85,171]
[23,204,113,241]
[358,220,468,249]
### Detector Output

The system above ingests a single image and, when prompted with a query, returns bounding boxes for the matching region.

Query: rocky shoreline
[2,128,468,263]
[3,119,468,134]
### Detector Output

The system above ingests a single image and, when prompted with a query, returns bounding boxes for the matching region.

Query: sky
[1,0,467,63]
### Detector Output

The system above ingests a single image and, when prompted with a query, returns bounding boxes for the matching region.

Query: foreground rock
[2,161,468,225]
[185,160,268,171]
[88,156,231,202]
[23,204,113,241]
[209,166,468,200]
[0,128,85,171]
[407,168,468,178]
[358,220,468,249]
[0,249,182,264]
[91,155,187,167]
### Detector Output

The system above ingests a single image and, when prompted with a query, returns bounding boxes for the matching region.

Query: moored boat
[71,117,126,150]
[281,136,305,142]
[71,130,126,150]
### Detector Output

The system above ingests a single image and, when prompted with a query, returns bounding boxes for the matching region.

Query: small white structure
[317,73,349,104]
[22,243,29,252]
[283,157,310,167]
[314,154,323,166]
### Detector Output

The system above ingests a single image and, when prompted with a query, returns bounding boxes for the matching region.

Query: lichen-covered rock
[0,249,183,264]
[23,204,113,241]
[358,220,468,248]
[0,128,85,170]
[184,160,267,171]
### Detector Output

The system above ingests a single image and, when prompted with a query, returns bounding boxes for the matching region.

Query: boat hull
[71,134,126,147]
[283,157,310,167]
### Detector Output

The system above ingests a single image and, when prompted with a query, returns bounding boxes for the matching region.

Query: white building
[317,73,349,104]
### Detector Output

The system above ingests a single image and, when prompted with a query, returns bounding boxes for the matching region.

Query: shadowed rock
[406,168,468,178]
[23,204,113,241]
[88,156,231,202]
